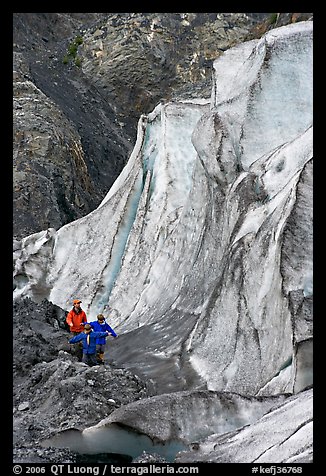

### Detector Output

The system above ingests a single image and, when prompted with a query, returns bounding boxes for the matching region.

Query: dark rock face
[13,64,99,238]
[247,13,313,39]
[13,13,107,48]
[13,13,133,239]
[13,65,132,239]
[80,13,270,123]
[13,297,67,376]
[13,297,153,463]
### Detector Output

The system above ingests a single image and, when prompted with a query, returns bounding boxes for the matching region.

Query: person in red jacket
[66,299,87,361]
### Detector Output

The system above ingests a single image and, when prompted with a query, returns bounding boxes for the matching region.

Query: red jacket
[66,308,87,332]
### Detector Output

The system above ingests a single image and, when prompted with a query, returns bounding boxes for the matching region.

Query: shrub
[75,57,82,68]
[63,35,84,66]
[269,13,278,25]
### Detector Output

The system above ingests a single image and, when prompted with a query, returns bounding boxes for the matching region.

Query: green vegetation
[63,35,84,66]
[68,43,78,57]
[269,13,278,25]
[74,57,82,68]
[75,35,83,45]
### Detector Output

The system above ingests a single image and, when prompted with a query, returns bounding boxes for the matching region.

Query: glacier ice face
[175,388,312,463]
[211,21,313,170]
[13,22,313,396]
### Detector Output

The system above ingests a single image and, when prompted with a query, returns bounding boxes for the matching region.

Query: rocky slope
[13,297,153,463]
[13,297,312,464]
[13,13,133,239]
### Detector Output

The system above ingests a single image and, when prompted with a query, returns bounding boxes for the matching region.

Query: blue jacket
[69,330,108,354]
[89,320,117,344]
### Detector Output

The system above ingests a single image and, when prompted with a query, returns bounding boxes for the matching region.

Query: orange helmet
[73,299,82,305]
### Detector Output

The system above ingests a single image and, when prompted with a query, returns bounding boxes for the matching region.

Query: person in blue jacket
[89,313,118,364]
[69,323,111,366]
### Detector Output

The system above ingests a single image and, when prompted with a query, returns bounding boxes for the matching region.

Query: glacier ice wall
[13,22,313,396]
[176,388,312,463]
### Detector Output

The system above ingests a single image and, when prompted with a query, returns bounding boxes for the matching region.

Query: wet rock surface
[132,451,168,463]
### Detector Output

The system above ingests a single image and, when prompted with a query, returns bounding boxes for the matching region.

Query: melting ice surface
[42,424,187,462]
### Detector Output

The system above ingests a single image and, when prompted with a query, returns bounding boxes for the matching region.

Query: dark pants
[96,344,106,363]
[70,331,83,361]
[82,353,98,366]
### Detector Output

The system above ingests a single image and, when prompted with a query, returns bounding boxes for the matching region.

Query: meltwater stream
[42,424,187,462]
